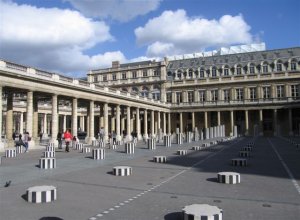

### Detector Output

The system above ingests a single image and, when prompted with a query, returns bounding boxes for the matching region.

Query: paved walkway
[0,137,299,220]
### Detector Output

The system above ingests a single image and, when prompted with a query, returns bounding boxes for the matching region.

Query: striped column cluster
[177,150,188,155]
[239,151,250,157]
[242,146,253,151]
[182,204,222,220]
[42,151,55,158]
[16,146,24,154]
[202,143,210,147]
[231,158,247,167]
[176,133,183,145]
[6,149,17,158]
[210,141,217,145]
[39,158,56,169]
[110,144,117,149]
[46,146,55,152]
[92,148,105,160]
[186,132,192,143]
[153,156,167,163]
[125,143,135,154]
[192,146,204,151]
[75,143,83,151]
[148,138,156,150]
[92,140,98,147]
[218,172,241,184]
[163,135,171,147]
[99,141,105,148]
[113,166,132,176]
[116,140,122,145]
[81,147,91,153]
[26,185,57,203]
[48,142,55,147]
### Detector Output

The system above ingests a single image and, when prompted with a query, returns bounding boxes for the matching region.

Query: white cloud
[64,0,162,22]
[135,9,254,57]
[0,0,125,76]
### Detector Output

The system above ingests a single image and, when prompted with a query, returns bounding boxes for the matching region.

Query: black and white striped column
[99,141,105,148]
[153,156,167,163]
[125,143,135,154]
[186,132,192,143]
[218,172,241,184]
[210,141,217,145]
[182,204,222,220]
[75,143,83,151]
[92,140,98,147]
[176,133,183,145]
[242,146,253,152]
[177,150,188,155]
[39,158,56,169]
[46,146,55,152]
[148,138,156,150]
[202,143,210,147]
[92,148,105,160]
[192,146,204,151]
[48,142,55,147]
[113,166,132,176]
[110,144,117,149]
[231,158,248,167]
[16,146,24,154]
[26,185,57,203]
[81,147,91,153]
[163,135,171,147]
[239,151,250,157]
[42,151,55,158]
[6,149,16,158]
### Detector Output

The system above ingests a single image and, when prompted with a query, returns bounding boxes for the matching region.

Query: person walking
[63,129,72,152]
[23,131,30,152]
[112,131,116,144]
[57,132,62,149]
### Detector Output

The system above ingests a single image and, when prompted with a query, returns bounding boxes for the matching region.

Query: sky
[0,0,299,77]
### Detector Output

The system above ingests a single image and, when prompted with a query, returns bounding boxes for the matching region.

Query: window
[188,69,193,78]
[187,91,194,103]
[177,71,182,79]
[291,85,299,98]
[224,68,229,76]
[212,67,217,77]
[143,70,148,77]
[262,63,268,73]
[153,69,159,76]
[166,93,172,103]
[122,72,127,79]
[93,76,98,82]
[200,69,205,78]
[249,64,255,74]
[236,66,242,75]
[152,92,160,100]
[211,90,218,101]
[199,90,206,102]
[276,62,282,72]
[223,89,230,101]
[112,74,117,80]
[176,92,182,103]
[291,61,297,70]
[236,88,243,101]
[132,71,137,78]
[262,86,270,99]
[276,85,284,98]
[249,87,256,101]
[103,75,107,82]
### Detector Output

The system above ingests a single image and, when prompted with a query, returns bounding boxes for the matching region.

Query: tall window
[132,71,137,78]
[177,71,182,79]
[291,61,297,70]
[262,63,268,73]
[200,69,205,78]
[276,85,284,99]
[211,90,218,101]
[103,75,107,82]
[152,92,160,100]
[276,62,282,72]
[188,69,193,78]
[153,69,159,76]
[199,90,206,102]
[93,76,98,82]
[262,86,270,99]
[224,67,229,76]
[187,91,194,103]
[176,92,182,103]
[223,89,230,101]
[291,85,299,98]
[249,87,256,101]
[166,93,172,103]
[122,72,127,79]
[212,67,217,77]
[236,66,242,75]
[249,64,255,74]
[236,88,243,101]
[143,70,148,77]
[112,74,117,80]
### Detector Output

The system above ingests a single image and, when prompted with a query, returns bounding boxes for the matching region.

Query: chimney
[112,61,120,69]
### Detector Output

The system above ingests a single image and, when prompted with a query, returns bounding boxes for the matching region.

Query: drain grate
[262,204,271,208]
[213,200,222,203]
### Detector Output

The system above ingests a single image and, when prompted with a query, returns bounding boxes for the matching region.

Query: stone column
[87,100,95,144]
[26,91,33,136]
[111,107,115,133]
[157,111,161,131]
[230,110,234,136]
[104,103,109,141]
[191,112,195,131]
[63,115,67,133]
[204,112,208,128]
[80,116,85,132]
[217,111,221,126]
[32,96,38,139]
[151,110,155,137]
[116,105,121,141]
[163,112,166,135]
[168,113,171,134]
[273,109,277,136]
[179,112,183,133]
[126,106,131,140]
[6,91,13,145]
[288,108,293,136]
[121,109,125,135]
[259,109,263,136]
[144,109,148,138]
[136,108,141,140]
[245,110,249,136]
[43,113,47,135]
[51,94,58,144]
[72,98,78,137]
[20,112,24,135]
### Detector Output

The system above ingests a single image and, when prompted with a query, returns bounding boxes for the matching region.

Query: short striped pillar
[6,149,17,158]
[26,185,57,203]
[125,143,135,154]
[116,140,122,145]
[177,150,188,155]
[186,132,192,143]
[242,146,253,151]
[231,158,248,167]
[148,138,156,150]
[210,141,217,145]
[92,140,98,147]
[81,147,91,153]
[75,143,83,151]
[110,144,117,149]
[176,133,183,145]
[99,141,105,148]
[218,172,241,184]
[182,204,222,220]
[113,166,132,176]
[16,146,24,154]
[46,146,55,152]
[39,158,56,169]
[92,148,105,160]
[48,142,55,147]
[163,135,171,147]
[202,143,210,147]
[42,151,55,158]
[239,151,250,157]
[153,156,167,163]
[192,146,204,151]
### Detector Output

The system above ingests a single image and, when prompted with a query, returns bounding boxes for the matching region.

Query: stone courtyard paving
[0,137,300,220]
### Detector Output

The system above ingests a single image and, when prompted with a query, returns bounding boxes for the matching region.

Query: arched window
[211,67,217,77]
[140,86,149,97]
[200,68,205,78]
[188,69,193,78]
[249,63,255,74]
[236,65,242,75]
[290,59,297,71]
[152,85,161,100]
[223,65,230,76]
[262,62,269,73]
[177,70,182,79]
[276,60,283,72]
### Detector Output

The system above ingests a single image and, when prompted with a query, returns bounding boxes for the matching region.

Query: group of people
[13,131,30,153]
[57,129,76,152]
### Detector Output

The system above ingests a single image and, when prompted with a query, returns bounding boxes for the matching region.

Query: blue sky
[0,0,299,77]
